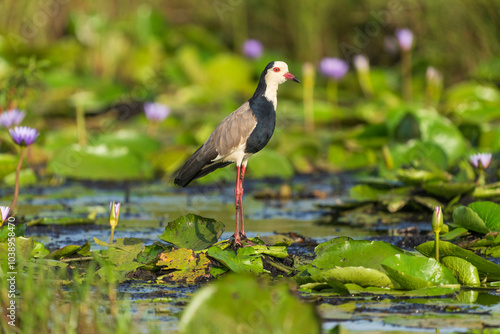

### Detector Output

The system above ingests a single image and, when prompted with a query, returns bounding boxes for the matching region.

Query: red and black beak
[284,72,301,83]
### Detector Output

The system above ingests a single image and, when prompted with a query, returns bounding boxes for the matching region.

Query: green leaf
[179,274,321,334]
[312,267,393,288]
[46,242,91,260]
[247,149,294,179]
[415,241,500,281]
[4,169,38,187]
[97,130,160,156]
[157,248,211,282]
[158,214,224,251]
[0,154,18,179]
[441,256,480,287]
[381,254,458,290]
[396,168,448,185]
[0,223,25,239]
[423,181,476,199]
[312,237,406,272]
[206,246,264,274]
[48,143,153,181]
[469,201,500,232]
[452,205,490,234]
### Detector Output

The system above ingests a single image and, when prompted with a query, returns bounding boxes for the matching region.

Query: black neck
[251,71,268,100]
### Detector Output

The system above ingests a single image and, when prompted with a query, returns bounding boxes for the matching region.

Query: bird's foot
[231,233,259,250]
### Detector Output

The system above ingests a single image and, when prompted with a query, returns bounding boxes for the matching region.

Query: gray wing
[174,101,257,187]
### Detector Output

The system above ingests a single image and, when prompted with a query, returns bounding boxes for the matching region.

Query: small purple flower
[353,54,370,72]
[242,39,263,59]
[0,206,10,224]
[319,57,349,81]
[144,102,170,122]
[395,29,414,52]
[109,201,121,228]
[0,109,26,128]
[9,126,39,146]
[470,153,492,169]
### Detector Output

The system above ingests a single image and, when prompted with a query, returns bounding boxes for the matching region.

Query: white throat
[263,75,281,110]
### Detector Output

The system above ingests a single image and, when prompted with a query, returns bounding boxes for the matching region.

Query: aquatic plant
[353,54,373,98]
[0,206,10,227]
[396,28,414,101]
[426,66,443,106]
[0,109,25,128]
[144,102,170,135]
[9,126,39,210]
[319,57,349,107]
[109,201,121,244]
[470,152,492,185]
[242,39,263,59]
[431,206,443,262]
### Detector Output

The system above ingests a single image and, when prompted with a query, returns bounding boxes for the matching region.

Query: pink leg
[234,165,242,245]
[239,165,247,237]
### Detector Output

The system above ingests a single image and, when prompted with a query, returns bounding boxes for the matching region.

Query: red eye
[273,67,280,72]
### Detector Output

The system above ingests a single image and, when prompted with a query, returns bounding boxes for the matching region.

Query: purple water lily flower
[395,28,414,52]
[470,153,492,169]
[0,109,26,128]
[9,126,39,146]
[0,206,10,224]
[144,102,170,122]
[319,57,349,81]
[242,39,263,59]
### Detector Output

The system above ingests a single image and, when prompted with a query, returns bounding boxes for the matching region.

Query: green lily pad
[312,237,406,272]
[396,168,448,185]
[415,241,500,281]
[1,237,49,260]
[423,180,476,198]
[46,242,91,260]
[453,201,500,234]
[441,256,480,287]
[381,254,458,290]
[207,245,267,274]
[0,153,18,179]
[49,143,153,181]
[158,214,224,251]
[179,274,321,334]
[0,223,25,239]
[94,237,144,272]
[4,168,38,187]
[312,267,393,288]
[157,248,211,282]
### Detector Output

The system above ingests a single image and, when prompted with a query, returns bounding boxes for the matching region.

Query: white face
[265,61,290,85]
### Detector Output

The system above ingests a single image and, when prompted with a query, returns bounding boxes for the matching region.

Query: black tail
[174,146,232,187]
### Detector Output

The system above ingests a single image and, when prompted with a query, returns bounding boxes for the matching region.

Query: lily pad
[179,274,321,334]
[312,237,406,272]
[453,201,500,234]
[311,267,393,288]
[423,181,476,199]
[207,245,266,274]
[0,223,25,239]
[49,143,153,181]
[415,241,500,281]
[157,248,211,282]
[158,214,224,251]
[46,242,91,260]
[441,256,480,287]
[381,254,458,290]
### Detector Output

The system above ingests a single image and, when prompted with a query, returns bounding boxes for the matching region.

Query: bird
[174,61,300,246]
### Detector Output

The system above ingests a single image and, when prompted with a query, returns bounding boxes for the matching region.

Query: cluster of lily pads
[2,205,500,332]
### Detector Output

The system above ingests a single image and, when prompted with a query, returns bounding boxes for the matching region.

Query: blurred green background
[1,0,500,184]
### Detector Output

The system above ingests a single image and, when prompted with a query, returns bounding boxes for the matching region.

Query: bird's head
[264,61,300,86]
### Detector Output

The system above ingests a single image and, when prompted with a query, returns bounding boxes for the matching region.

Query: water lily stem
[11,147,25,211]
[110,226,115,245]
[267,260,293,274]
[435,232,440,262]
[402,50,412,102]
[303,62,315,133]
